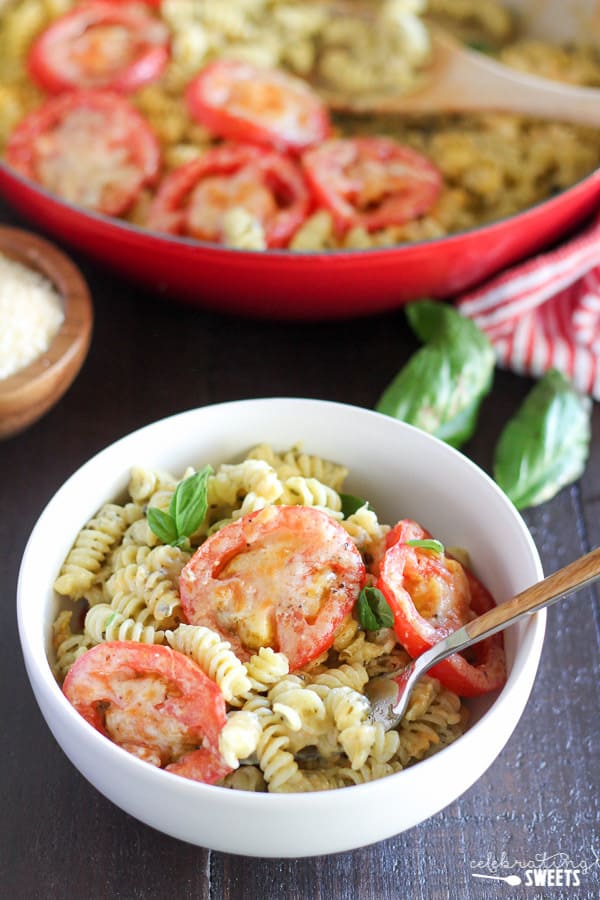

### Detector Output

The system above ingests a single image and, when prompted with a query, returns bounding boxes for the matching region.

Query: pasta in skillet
[54,444,502,792]
[1,0,600,251]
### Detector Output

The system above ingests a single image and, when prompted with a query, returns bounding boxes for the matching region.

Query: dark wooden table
[1,196,598,900]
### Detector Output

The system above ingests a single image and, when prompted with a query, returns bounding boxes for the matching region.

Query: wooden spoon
[366,545,600,730]
[318,27,600,127]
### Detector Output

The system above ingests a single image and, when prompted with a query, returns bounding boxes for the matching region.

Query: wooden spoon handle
[466,545,600,642]
[331,29,600,128]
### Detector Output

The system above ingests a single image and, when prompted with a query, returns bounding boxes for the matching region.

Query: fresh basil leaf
[147,506,178,545]
[357,586,395,631]
[493,369,592,510]
[405,538,445,555]
[170,465,213,539]
[376,300,495,448]
[357,590,380,631]
[340,493,371,518]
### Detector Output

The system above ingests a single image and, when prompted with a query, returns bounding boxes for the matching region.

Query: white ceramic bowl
[17,398,545,857]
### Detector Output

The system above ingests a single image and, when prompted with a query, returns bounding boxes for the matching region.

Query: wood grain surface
[0,197,598,900]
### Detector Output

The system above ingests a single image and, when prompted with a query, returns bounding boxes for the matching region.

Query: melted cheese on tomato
[409,558,475,630]
[35,108,140,209]
[103,674,199,765]
[48,25,135,85]
[213,530,338,651]
[187,167,276,240]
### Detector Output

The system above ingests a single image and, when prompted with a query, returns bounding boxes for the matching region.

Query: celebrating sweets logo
[469,846,600,888]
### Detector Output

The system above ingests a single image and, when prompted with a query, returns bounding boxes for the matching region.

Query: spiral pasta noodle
[166,624,252,702]
[309,662,369,694]
[279,476,343,518]
[220,765,267,792]
[54,503,143,598]
[52,610,93,679]
[105,545,188,624]
[218,710,263,768]
[84,603,165,646]
[255,712,300,792]
[342,504,390,554]
[248,444,348,491]
[244,646,290,692]
[269,678,327,734]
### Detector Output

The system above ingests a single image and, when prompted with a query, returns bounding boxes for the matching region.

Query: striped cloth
[457,213,600,399]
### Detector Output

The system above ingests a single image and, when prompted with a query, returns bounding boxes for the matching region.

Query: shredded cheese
[0,252,64,380]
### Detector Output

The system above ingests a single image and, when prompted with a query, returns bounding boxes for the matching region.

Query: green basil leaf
[357,586,395,631]
[357,590,380,631]
[375,300,495,449]
[405,538,445,555]
[493,369,592,510]
[170,465,213,539]
[147,507,178,545]
[340,493,371,518]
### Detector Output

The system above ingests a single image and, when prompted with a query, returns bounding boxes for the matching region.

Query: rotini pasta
[52,610,93,679]
[269,678,327,734]
[53,443,479,793]
[255,711,300,792]
[244,646,290,692]
[166,623,252,701]
[54,503,142,598]
[84,603,165,646]
[218,710,263,768]
[220,764,267,792]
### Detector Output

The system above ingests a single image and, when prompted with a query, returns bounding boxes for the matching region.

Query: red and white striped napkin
[456,213,600,400]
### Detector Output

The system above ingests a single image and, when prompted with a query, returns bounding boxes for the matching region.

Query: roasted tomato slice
[377,520,506,696]
[63,641,231,783]
[6,91,160,216]
[302,137,442,232]
[27,1,170,94]
[186,60,330,153]
[147,144,310,248]
[179,506,366,670]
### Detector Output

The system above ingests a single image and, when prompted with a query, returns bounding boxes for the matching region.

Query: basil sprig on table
[376,301,495,449]
[493,369,592,510]
[357,586,394,631]
[147,465,213,548]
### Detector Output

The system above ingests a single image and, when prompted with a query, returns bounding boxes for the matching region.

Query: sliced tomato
[377,520,506,696]
[147,143,310,248]
[63,641,231,783]
[302,137,442,233]
[6,91,160,216]
[27,1,169,94]
[186,60,330,153]
[179,506,366,670]
[165,746,232,783]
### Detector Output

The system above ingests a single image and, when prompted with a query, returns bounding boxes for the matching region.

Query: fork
[366,545,600,729]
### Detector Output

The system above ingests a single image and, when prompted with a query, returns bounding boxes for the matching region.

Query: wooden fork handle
[466,545,600,642]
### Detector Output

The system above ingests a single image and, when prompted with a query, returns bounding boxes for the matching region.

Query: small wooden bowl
[0,226,93,439]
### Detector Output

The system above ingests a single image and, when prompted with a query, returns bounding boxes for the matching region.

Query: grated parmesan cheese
[0,252,64,380]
